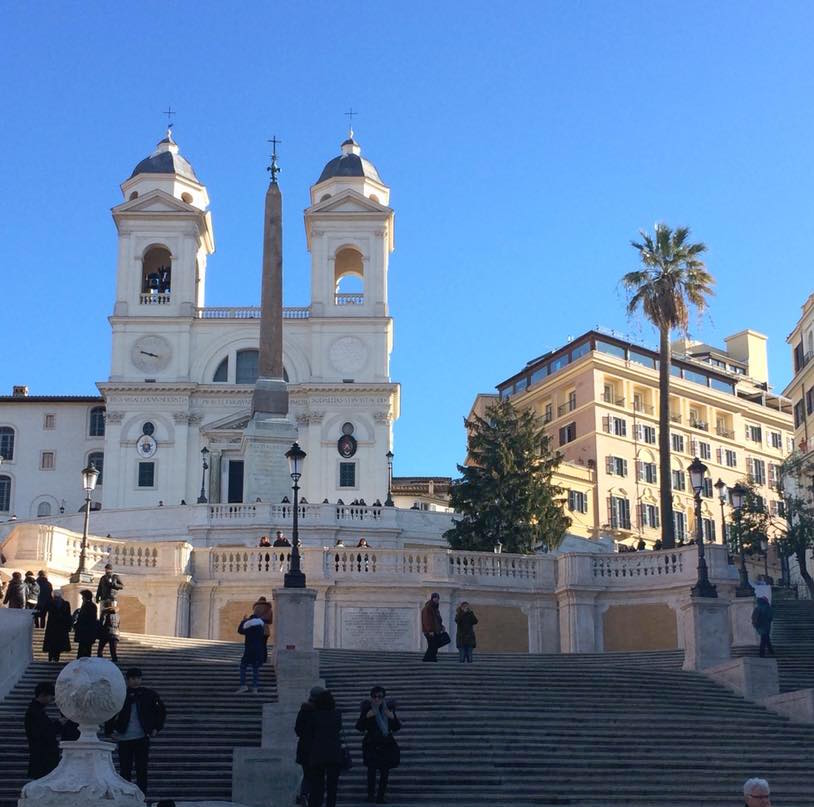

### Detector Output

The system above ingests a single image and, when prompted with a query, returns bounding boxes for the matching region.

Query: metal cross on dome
[267,135,281,182]
[163,106,176,131]
[344,107,358,137]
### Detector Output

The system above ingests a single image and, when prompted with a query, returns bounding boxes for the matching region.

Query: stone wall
[0,608,33,700]
[602,602,678,651]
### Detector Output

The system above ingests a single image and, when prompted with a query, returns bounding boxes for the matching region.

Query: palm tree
[622,224,714,549]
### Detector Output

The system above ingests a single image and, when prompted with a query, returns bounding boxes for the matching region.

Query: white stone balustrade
[195,305,311,319]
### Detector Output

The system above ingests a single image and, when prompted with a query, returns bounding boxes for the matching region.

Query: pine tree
[444,399,571,553]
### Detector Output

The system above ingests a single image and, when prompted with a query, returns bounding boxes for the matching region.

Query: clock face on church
[131,335,172,373]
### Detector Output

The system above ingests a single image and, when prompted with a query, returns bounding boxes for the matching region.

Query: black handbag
[437,630,451,648]
[340,728,353,773]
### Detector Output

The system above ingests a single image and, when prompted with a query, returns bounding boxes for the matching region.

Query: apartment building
[784,292,814,494]
[476,328,793,547]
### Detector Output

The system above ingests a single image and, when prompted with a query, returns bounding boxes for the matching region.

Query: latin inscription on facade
[340,607,414,651]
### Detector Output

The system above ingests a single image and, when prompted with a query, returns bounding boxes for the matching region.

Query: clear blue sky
[1,2,812,478]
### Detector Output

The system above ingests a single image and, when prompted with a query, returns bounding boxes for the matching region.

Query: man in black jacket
[25,682,64,779]
[96,564,124,603]
[105,668,166,797]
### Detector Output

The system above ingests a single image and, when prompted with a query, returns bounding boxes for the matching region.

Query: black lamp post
[714,478,727,545]
[284,442,307,588]
[385,450,394,507]
[70,461,100,584]
[197,447,210,504]
[730,482,754,597]
[688,457,717,598]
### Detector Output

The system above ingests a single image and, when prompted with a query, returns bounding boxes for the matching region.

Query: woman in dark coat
[308,689,343,807]
[74,589,98,658]
[455,601,478,663]
[356,685,401,804]
[34,571,53,628]
[43,592,72,662]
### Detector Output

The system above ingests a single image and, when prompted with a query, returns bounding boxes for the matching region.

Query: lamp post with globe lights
[688,457,717,598]
[385,450,394,507]
[284,442,307,588]
[714,478,727,544]
[197,447,210,504]
[730,482,755,597]
[70,461,100,584]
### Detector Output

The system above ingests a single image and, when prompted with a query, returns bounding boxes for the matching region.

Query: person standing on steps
[24,571,40,612]
[97,599,121,662]
[752,596,775,658]
[43,590,72,662]
[74,589,98,658]
[273,529,292,547]
[25,681,67,780]
[96,563,124,603]
[295,685,324,805]
[421,592,445,662]
[3,571,26,608]
[743,777,772,806]
[252,596,273,651]
[307,689,343,807]
[34,570,53,628]
[356,686,401,804]
[236,612,266,693]
[455,601,478,663]
[105,667,166,799]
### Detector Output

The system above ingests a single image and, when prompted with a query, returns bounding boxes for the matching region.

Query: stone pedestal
[557,590,598,653]
[730,595,757,648]
[241,415,298,505]
[272,587,319,681]
[680,597,731,671]
[705,656,779,701]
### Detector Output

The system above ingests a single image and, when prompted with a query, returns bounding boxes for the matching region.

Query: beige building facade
[478,329,794,548]
[784,292,814,486]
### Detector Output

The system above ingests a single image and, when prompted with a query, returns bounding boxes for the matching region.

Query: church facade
[0,131,403,517]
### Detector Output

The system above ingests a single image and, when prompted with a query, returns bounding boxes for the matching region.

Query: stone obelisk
[242,140,298,504]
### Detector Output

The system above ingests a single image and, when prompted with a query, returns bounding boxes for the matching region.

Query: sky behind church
[2,2,813,478]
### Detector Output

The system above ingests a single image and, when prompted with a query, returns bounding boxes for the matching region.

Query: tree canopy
[444,399,571,554]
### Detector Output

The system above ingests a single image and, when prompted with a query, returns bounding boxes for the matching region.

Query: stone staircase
[0,629,277,806]
[732,596,814,691]
[320,647,814,807]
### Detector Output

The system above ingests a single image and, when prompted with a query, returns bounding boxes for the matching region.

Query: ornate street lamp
[714,478,727,545]
[197,447,210,504]
[730,482,754,597]
[688,457,717,598]
[284,442,307,588]
[70,461,100,584]
[384,450,394,507]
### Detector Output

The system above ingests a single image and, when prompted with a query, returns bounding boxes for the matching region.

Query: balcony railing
[716,427,735,439]
[690,419,709,432]
[633,402,654,415]
[601,392,625,406]
[335,293,364,306]
[558,400,577,416]
[195,306,310,319]
[140,293,171,305]
[670,414,682,423]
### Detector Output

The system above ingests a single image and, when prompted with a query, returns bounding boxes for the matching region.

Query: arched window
[334,247,364,300]
[0,475,10,511]
[141,245,172,295]
[213,357,228,382]
[0,427,14,461]
[37,502,51,517]
[88,452,104,485]
[236,350,259,384]
[89,407,106,437]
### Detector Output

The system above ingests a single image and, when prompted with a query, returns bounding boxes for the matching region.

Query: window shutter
[638,502,645,526]
[716,447,722,464]
[602,416,610,433]
[654,507,660,528]
[690,438,698,456]
[634,424,642,440]
[619,419,627,437]
[606,456,614,474]
[622,499,631,528]
[622,459,628,477]
[608,497,614,527]
[636,460,643,481]
[582,495,589,514]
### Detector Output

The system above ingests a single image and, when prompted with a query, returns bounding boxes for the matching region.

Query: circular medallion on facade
[328,336,368,374]
[337,434,357,458]
[136,434,158,458]
[142,421,155,436]
[341,422,355,436]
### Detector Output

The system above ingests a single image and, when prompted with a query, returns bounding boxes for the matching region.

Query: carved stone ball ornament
[56,657,127,740]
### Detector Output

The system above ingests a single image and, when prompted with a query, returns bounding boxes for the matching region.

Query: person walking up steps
[307,689,343,807]
[97,599,121,662]
[421,592,445,662]
[34,570,53,628]
[295,685,324,805]
[752,596,775,658]
[74,589,98,658]
[96,563,124,603]
[455,601,478,663]
[356,686,401,804]
[43,591,72,662]
[4,571,26,608]
[24,682,66,780]
[236,612,266,693]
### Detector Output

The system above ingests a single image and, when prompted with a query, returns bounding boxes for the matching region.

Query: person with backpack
[236,612,266,694]
[24,571,39,612]
[74,589,98,658]
[3,572,26,608]
[97,599,121,663]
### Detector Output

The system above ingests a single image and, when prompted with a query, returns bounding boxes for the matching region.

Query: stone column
[209,450,222,503]
[730,595,757,648]
[680,597,731,671]
[557,590,598,653]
